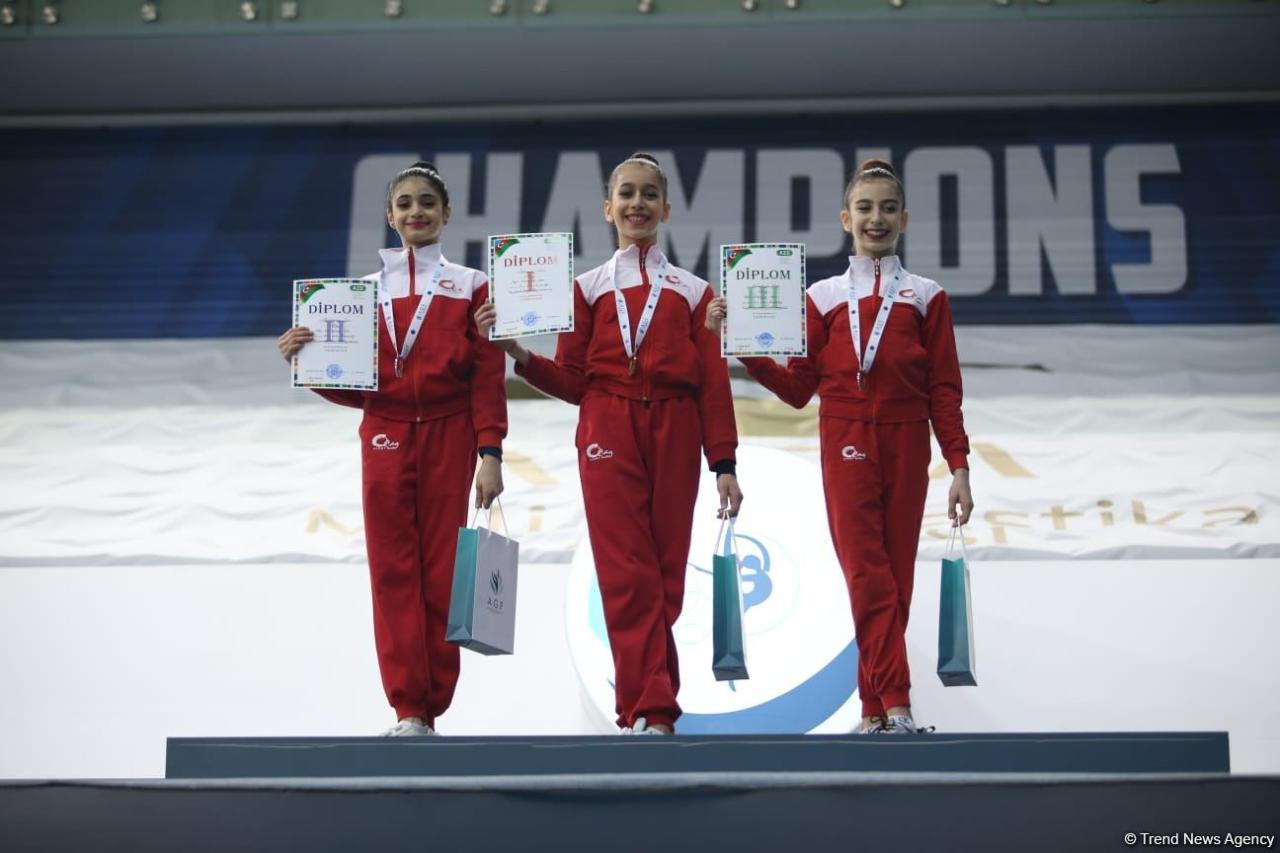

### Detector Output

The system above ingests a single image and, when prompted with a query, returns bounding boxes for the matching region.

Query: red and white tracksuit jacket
[742,254,968,718]
[314,243,507,727]
[517,242,738,730]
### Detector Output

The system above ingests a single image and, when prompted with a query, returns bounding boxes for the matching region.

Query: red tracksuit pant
[359,410,476,727]
[819,416,931,719]
[575,392,704,730]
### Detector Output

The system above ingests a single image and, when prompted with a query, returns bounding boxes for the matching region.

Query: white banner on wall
[0,402,1274,567]
[1,328,1276,567]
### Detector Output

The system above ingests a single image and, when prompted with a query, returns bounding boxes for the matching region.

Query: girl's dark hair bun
[844,158,904,208]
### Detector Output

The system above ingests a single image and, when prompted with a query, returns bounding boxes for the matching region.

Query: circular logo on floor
[565,445,860,734]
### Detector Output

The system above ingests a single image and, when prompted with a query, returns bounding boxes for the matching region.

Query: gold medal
[628,357,637,376]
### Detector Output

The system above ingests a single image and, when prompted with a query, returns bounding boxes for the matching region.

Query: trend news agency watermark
[1124,834,1275,848]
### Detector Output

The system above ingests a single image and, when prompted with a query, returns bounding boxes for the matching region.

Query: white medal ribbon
[608,249,667,375]
[379,249,448,378]
[848,258,902,390]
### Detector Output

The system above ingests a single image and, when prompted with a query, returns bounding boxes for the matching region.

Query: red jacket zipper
[637,244,652,403]
[868,258,882,416]
[865,256,882,351]
[407,247,423,422]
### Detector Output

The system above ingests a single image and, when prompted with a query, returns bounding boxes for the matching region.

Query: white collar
[847,254,901,281]
[378,243,443,273]
[614,241,667,267]
[609,243,667,289]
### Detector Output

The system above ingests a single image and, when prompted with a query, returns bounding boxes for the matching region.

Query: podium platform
[164,731,1231,779]
[7,732,1278,853]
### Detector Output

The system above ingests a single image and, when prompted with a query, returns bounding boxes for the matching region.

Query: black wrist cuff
[712,460,736,477]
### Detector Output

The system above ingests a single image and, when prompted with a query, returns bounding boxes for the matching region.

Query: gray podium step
[9,775,1277,853]
[166,732,1230,779]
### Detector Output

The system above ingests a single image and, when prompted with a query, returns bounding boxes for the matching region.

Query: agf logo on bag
[486,567,505,613]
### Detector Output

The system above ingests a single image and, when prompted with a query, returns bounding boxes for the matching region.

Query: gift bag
[446,499,519,656]
[937,526,977,686]
[712,517,749,682]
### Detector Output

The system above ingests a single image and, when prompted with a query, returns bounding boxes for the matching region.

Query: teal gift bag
[937,527,977,686]
[712,517,749,682]
[446,499,519,656]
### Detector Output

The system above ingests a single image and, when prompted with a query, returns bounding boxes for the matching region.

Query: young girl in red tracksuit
[476,152,743,736]
[278,161,507,737]
[709,159,973,735]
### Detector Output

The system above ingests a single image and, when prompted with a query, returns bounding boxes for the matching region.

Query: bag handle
[468,495,511,539]
[716,515,739,560]
[945,523,970,563]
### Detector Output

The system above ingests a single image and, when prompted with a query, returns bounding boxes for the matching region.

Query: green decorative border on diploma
[487,232,576,339]
[291,277,379,391]
[719,242,807,358]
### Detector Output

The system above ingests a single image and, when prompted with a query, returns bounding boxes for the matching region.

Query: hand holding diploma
[277,325,313,361]
[475,303,532,366]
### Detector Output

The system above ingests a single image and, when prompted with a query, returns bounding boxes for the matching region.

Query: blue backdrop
[1,104,1276,339]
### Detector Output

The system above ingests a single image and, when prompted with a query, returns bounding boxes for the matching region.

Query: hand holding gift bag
[712,516,750,682]
[936,525,977,686]
[446,497,519,656]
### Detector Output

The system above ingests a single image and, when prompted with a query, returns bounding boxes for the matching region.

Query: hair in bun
[844,157,904,207]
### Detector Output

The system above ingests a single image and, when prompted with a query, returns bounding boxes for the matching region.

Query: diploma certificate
[487,232,575,340]
[291,278,379,390]
[720,243,807,357]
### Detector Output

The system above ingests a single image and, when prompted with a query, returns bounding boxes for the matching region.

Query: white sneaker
[382,718,436,737]
[877,714,935,735]
[619,716,667,736]
[854,716,887,735]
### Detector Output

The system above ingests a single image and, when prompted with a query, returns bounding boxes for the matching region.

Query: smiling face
[387,175,450,249]
[604,162,671,250]
[841,178,908,259]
